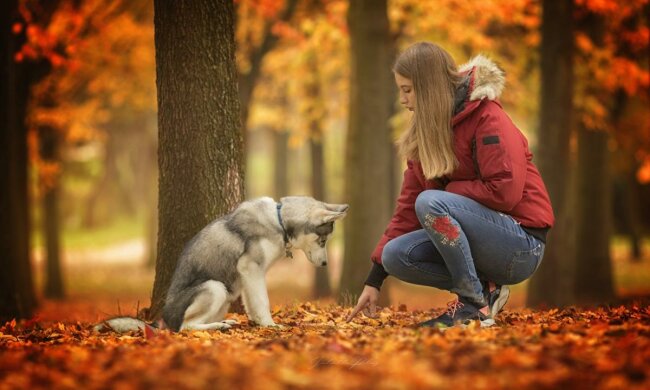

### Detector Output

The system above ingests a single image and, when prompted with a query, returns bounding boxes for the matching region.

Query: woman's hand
[346,285,380,322]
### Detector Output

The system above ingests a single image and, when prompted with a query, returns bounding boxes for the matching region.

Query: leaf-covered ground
[1,301,649,390]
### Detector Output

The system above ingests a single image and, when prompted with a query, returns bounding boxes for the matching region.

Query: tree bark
[527,0,575,307]
[339,0,394,302]
[0,0,37,322]
[149,0,244,320]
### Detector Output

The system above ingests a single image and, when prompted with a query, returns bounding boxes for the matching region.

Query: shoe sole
[490,285,510,318]
[439,318,495,331]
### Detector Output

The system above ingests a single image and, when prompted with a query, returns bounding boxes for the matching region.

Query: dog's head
[279,196,349,267]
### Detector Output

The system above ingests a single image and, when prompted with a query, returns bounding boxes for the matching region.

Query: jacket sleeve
[446,103,527,212]
[370,160,428,264]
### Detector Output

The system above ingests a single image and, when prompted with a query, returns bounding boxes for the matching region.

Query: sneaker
[418,299,495,329]
[484,281,510,318]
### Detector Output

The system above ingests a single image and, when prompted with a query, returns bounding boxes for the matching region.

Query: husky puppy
[96,196,348,333]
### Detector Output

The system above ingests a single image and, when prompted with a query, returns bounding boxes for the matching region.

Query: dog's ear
[318,205,348,223]
[321,211,347,223]
[323,203,349,214]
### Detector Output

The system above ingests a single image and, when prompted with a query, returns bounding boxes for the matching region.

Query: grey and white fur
[95,196,348,333]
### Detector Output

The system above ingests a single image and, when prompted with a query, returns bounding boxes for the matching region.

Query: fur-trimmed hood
[453,55,505,122]
[458,54,505,101]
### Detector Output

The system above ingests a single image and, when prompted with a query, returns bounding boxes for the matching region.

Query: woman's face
[394,73,415,112]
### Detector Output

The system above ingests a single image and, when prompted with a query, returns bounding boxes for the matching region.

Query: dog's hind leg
[215,299,239,325]
[180,280,232,331]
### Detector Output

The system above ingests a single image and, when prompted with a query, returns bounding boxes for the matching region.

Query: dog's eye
[314,222,334,236]
[317,235,327,247]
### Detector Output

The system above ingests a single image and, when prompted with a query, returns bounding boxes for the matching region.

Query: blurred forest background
[1,0,649,323]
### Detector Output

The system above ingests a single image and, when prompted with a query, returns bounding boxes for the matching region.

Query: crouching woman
[347,42,554,328]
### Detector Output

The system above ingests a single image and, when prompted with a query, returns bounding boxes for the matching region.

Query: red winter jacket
[371,55,555,265]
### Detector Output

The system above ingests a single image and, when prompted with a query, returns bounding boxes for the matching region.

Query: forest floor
[1,239,648,389]
[1,300,649,389]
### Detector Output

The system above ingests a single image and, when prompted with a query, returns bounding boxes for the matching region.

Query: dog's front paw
[222,319,239,326]
[256,321,284,329]
[265,323,285,330]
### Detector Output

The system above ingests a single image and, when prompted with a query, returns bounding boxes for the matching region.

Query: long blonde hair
[394,42,463,179]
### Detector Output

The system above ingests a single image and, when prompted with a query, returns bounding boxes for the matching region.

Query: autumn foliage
[1,301,649,389]
[3,0,649,388]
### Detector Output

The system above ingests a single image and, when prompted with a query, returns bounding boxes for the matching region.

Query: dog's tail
[93,316,151,333]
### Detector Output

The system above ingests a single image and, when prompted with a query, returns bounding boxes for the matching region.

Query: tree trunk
[610,93,643,263]
[149,0,244,320]
[41,127,65,299]
[274,90,290,200]
[624,168,643,261]
[0,0,37,322]
[145,137,158,268]
[274,129,289,200]
[303,43,332,298]
[238,0,299,132]
[381,42,399,308]
[572,10,615,302]
[310,137,332,297]
[145,201,158,268]
[43,183,64,298]
[527,0,575,307]
[572,9,616,304]
[339,0,394,302]
[574,128,615,303]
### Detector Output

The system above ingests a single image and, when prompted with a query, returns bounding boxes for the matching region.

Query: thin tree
[16,1,64,300]
[338,0,394,302]
[237,0,299,132]
[41,124,64,299]
[527,0,575,307]
[271,80,290,201]
[149,0,244,319]
[305,49,332,298]
[573,12,614,304]
[0,0,37,322]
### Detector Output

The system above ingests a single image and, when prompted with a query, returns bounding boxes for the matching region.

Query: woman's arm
[365,160,431,289]
[371,160,427,262]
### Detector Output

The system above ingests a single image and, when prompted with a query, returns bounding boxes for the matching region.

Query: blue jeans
[382,190,545,306]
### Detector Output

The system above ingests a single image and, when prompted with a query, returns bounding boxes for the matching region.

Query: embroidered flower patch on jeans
[424,214,460,246]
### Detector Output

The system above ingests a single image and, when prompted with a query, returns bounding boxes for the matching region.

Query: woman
[346,42,554,328]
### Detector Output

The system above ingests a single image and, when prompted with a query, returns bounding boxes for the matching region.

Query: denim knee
[381,239,402,276]
[415,190,448,220]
